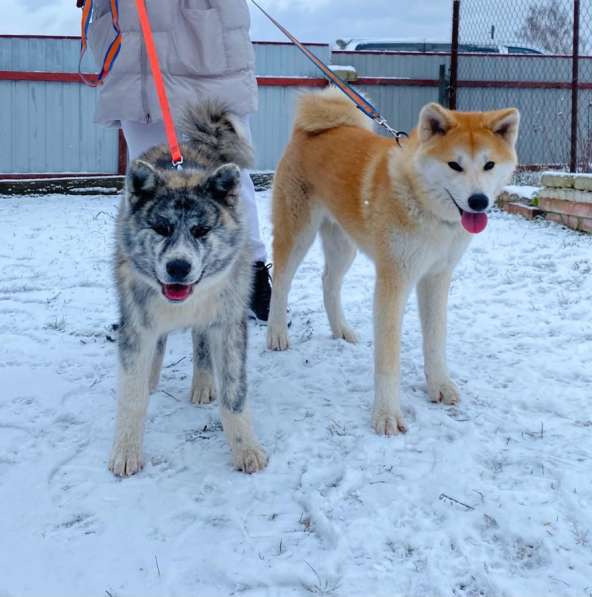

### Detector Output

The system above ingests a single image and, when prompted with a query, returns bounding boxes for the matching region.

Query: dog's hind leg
[110,325,157,476]
[210,318,267,473]
[190,328,216,405]
[417,270,460,405]
[149,335,167,393]
[320,219,358,343]
[267,179,321,350]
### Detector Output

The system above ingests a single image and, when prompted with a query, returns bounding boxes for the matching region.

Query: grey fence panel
[0,83,13,172]
[253,85,440,171]
[458,55,578,83]
[0,37,84,73]
[255,43,330,76]
[332,51,451,80]
[355,84,440,135]
[250,86,303,171]
[0,80,118,174]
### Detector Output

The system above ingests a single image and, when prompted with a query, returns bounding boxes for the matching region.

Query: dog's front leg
[372,265,409,436]
[109,325,157,477]
[149,334,167,392]
[417,270,460,405]
[209,319,268,473]
[190,328,216,405]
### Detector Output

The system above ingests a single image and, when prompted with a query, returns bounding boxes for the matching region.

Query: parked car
[334,38,544,54]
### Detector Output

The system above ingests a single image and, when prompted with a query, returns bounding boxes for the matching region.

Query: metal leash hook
[173,157,184,171]
[374,116,409,147]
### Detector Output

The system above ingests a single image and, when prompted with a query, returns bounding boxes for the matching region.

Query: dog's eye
[191,225,211,239]
[484,161,496,171]
[152,223,173,237]
[448,161,464,172]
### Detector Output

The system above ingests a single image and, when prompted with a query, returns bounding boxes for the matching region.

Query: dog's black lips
[444,188,464,216]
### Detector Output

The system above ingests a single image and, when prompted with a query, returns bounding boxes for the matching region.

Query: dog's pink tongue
[461,211,488,234]
[163,284,192,301]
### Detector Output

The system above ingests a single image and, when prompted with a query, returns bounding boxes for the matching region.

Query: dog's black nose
[468,193,489,212]
[166,259,192,280]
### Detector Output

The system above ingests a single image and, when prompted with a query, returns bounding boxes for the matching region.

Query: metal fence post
[449,0,461,110]
[570,0,580,172]
[438,64,449,107]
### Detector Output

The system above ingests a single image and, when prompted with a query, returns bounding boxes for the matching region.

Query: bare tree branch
[516,1,574,54]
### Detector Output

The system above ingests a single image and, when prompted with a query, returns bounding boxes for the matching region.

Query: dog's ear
[127,160,161,206]
[418,103,455,143]
[488,108,520,147]
[204,164,241,205]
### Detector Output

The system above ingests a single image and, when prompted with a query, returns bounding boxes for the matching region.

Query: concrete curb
[0,172,275,196]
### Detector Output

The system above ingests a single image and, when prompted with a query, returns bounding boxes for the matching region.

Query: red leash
[80,0,184,168]
[134,0,184,168]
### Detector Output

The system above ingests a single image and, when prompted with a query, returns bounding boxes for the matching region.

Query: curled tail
[180,100,254,168]
[294,86,374,134]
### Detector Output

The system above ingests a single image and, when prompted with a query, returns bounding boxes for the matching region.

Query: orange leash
[134,0,184,168]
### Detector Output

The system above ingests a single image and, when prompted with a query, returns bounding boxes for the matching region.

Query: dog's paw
[190,371,216,405]
[333,324,358,344]
[233,443,268,474]
[109,440,144,477]
[428,380,460,405]
[267,325,289,351]
[372,410,408,436]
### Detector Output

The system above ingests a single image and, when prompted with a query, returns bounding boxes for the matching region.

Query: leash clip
[173,157,184,171]
[374,117,409,147]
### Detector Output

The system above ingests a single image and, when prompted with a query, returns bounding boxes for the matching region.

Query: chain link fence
[450,0,592,172]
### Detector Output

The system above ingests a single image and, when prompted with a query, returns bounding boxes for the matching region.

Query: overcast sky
[0,0,452,44]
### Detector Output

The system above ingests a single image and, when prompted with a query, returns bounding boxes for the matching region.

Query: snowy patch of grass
[302,561,342,596]
[45,316,66,332]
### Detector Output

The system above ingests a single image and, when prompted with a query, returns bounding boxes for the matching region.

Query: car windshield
[506,46,543,54]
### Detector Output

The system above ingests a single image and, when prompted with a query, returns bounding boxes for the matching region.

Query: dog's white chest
[391,224,470,281]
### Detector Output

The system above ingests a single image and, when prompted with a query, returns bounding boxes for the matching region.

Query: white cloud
[250,1,452,43]
[0,0,80,35]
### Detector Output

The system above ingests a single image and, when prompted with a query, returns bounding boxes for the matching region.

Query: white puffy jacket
[88,0,258,126]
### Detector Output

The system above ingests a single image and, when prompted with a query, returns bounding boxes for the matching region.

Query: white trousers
[121,118,267,262]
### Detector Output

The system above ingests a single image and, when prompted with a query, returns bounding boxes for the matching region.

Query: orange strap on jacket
[79,0,122,86]
[134,0,184,168]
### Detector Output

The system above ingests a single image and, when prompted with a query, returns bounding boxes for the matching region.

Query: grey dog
[109,102,268,476]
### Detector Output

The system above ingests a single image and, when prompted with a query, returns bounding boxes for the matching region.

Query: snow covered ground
[1,191,591,597]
